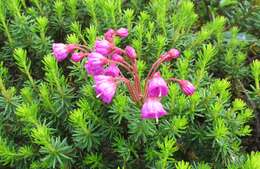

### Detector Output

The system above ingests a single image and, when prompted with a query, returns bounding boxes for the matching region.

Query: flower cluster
[52,28,195,121]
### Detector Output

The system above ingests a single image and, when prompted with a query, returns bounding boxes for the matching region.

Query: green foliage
[251,60,260,90]
[242,152,260,169]
[175,161,191,169]
[69,109,100,150]
[0,137,33,166]
[0,0,258,168]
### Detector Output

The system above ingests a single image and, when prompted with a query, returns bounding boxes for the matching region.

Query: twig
[237,79,259,144]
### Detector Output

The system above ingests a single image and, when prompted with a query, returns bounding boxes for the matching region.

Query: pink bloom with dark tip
[71,52,84,62]
[125,45,136,59]
[104,29,115,42]
[94,75,117,103]
[178,80,195,96]
[94,40,113,55]
[148,72,169,97]
[141,98,167,119]
[52,43,76,62]
[161,48,180,61]
[116,28,128,38]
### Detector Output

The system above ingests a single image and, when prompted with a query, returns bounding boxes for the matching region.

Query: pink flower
[112,54,124,62]
[94,40,113,55]
[85,62,104,75]
[104,64,120,77]
[141,98,167,119]
[71,52,84,62]
[116,28,128,38]
[88,52,108,66]
[52,43,76,62]
[84,52,107,75]
[161,48,180,61]
[178,80,195,96]
[104,29,115,42]
[125,45,136,59]
[94,75,117,103]
[148,72,168,97]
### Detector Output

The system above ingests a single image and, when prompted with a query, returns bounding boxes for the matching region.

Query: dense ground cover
[0,0,259,168]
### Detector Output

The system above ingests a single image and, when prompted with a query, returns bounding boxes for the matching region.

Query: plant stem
[143,58,164,99]
[0,19,13,44]
[120,77,138,102]
[74,46,89,53]
[109,60,132,72]
[132,59,141,101]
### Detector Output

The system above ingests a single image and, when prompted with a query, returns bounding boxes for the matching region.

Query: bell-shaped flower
[141,98,167,119]
[178,80,195,96]
[148,72,169,97]
[94,75,117,103]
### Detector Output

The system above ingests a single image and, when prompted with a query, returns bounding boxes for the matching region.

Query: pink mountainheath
[52,28,196,121]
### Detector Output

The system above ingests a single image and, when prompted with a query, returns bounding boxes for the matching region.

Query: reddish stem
[74,46,89,53]
[122,60,133,70]
[119,77,138,102]
[114,47,126,55]
[79,44,91,50]
[143,57,164,99]
[132,59,142,101]
[168,78,180,83]
[109,60,132,72]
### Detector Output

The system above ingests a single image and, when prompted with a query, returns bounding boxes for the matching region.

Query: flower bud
[71,52,84,62]
[161,48,180,61]
[178,80,195,96]
[112,54,124,62]
[104,29,115,42]
[52,43,76,62]
[116,28,128,38]
[125,45,137,59]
